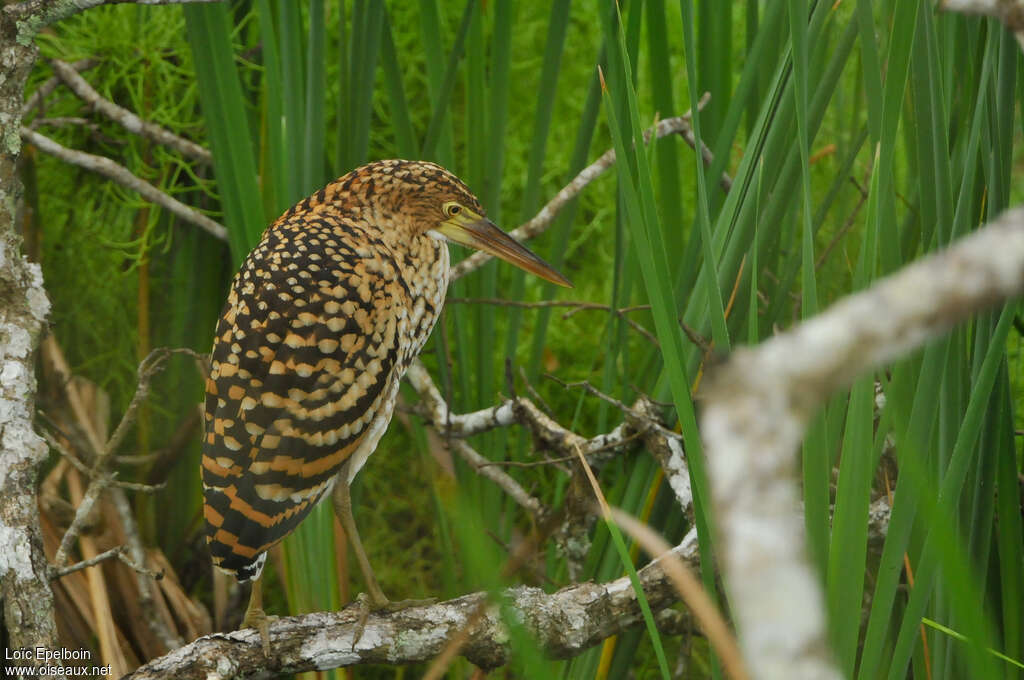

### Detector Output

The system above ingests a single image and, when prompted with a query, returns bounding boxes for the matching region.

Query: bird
[201,159,571,650]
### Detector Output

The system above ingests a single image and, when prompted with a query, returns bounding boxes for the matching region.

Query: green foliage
[29,0,1024,678]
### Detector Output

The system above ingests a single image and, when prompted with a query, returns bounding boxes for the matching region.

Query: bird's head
[346,160,572,288]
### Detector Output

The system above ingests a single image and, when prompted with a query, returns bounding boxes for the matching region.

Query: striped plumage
[203,160,472,581]
[202,159,570,607]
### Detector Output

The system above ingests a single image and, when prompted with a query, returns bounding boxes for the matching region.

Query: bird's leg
[241,575,273,656]
[332,465,436,650]
[331,465,436,614]
[332,466,390,609]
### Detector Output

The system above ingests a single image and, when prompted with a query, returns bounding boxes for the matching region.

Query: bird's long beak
[435,216,573,288]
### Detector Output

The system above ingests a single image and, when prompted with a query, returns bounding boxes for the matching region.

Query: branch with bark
[0,6,59,674]
[20,128,228,241]
[127,531,702,679]
[700,208,1024,680]
[48,57,212,163]
[4,0,219,35]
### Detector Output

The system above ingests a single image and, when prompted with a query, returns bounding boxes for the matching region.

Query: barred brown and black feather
[202,160,477,582]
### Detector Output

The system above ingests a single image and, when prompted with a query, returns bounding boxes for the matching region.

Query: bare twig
[48,543,163,582]
[478,431,645,469]
[545,375,680,440]
[451,95,731,281]
[49,546,124,579]
[448,438,546,518]
[109,486,182,649]
[51,347,195,568]
[41,428,164,492]
[450,297,660,346]
[22,57,97,117]
[816,176,870,270]
[407,361,655,463]
[28,115,96,130]
[49,58,212,163]
[20,127,228,241]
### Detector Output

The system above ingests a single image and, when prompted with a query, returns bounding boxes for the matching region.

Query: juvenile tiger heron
[201,159,571,648]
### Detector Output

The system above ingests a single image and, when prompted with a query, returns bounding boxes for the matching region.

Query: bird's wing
[202,224,404,580]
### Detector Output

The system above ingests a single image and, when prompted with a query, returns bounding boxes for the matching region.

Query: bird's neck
[406,232,450,298]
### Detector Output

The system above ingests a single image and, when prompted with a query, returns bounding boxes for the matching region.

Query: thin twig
[449,297,660,346]
[29,115,96,130]
[816,176,870,270]
[448,439,545,518]
[545,375,679,440]
[451,95,731,281]
[22,57,97,117]
[110,485,181,649]
[49,546,124,579]
[42,428,164,492]
[518,366,555,417]
[50,58,212,163]
[21,127,227,242]
[477,431,645,469]
[52,347,196,568]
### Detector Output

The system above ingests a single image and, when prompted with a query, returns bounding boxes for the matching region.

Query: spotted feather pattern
[202,160,478,581]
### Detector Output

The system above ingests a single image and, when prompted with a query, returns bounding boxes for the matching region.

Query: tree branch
[0,11,60,673]
[21,127,228,241]
[125,535,701,680]
[49,58,212,163]
[5,0,221,39]
[21,57,96,117]
[700,206,1024,680]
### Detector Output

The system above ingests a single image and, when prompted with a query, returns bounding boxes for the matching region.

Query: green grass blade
[341,0,383,171]
[277,0,305,205]
[598,6,720,674]
[883,309,1016,680]
[379,6,418,157]
[420,0,475,160]
[679,0,728,350]
[302,0,326,190]
[183,2,264,263]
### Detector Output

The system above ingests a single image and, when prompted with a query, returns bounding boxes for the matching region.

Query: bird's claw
[242,606,278,657]
[348,593,437,650]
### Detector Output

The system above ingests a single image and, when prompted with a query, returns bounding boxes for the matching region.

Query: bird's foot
[242,606,278,657]
[348,593,438,649]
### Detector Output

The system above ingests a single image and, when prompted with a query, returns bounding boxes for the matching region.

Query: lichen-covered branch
[0,9,58,676]
[125,535,700,680]
[700,206,1024,680]
[5,0,220,40]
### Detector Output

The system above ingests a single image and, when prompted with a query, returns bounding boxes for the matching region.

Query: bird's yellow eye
[444,203,462,218]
